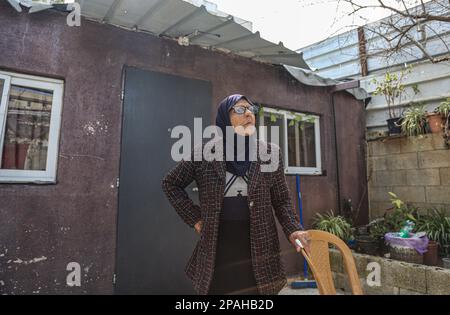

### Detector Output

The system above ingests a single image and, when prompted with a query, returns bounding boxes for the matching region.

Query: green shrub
[401,104,427,136]
[384,192,420,232]
[368,219,389,241]
[313,210,353,241]
[416,208,450,246]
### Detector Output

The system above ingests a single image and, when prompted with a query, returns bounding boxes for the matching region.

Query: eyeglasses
[230,105,258,115]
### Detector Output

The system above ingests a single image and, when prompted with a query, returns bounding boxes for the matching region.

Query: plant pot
[426,113,443,134]
[389,244,423,264]
[387,117,402,135]
[443,258,450,269]
[355,235,379,255]
[423,240,439,266]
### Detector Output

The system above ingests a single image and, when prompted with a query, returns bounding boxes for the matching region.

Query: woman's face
[229,99,256,136]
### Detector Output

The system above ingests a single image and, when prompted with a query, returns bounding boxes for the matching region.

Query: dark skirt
[208,197,259,295]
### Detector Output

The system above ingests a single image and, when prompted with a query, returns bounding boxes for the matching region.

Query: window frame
[0,71,64,184]
[258,106,322,175]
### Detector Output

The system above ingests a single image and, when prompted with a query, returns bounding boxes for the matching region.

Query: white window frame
[259,107,322,175]
[0,71,64,183]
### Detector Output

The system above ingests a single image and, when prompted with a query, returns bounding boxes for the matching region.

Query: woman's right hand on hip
[194,220,203,234]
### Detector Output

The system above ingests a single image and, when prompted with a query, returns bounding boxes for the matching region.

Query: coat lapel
[211,138,263,193]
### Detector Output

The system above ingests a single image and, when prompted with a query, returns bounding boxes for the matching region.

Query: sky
[206,0,430,51]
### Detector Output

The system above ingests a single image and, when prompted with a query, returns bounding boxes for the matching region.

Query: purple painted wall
[0,3,368,294]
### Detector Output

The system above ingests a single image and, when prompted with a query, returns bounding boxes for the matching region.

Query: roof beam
[133,0,167,29]
[189,16,234,41]
[159,5,207,36]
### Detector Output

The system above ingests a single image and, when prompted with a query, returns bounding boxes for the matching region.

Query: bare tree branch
[338,0,450,63]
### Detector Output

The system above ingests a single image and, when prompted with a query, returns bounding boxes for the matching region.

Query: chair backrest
[301,230,363,295]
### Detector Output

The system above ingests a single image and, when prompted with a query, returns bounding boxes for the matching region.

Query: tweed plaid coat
[162,140,302,295]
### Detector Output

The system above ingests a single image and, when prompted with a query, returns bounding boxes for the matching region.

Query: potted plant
[368,218,389,255]
[383,192,419,231]
[427,99,450,134]
[371,65,419,135]
[401,104,428,137]
[416,209,450,266]
[313,210,354,243]
[417,209,450,264]
[383,192,424,263]
[354,229,380,256]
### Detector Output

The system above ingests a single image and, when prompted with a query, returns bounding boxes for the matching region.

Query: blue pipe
[295,174,308,279]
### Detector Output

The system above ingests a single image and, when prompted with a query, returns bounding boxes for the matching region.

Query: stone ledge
[329,248,450,295]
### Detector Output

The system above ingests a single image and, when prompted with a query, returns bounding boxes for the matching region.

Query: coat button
[249,201,254,208]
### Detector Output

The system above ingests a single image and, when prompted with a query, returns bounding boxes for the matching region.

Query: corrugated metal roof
[284,65,369,101]
[297,0,450,79]
[74,0,310,69]
[9,0,370,96]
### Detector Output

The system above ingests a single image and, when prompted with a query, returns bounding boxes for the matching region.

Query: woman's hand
[194,220,203,235]
[289,231,311,255]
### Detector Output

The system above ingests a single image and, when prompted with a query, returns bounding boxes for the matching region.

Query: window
[258,107,322,175]
[0,71,64,183]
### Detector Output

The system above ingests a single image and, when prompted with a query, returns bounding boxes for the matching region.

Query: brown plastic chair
[299,230,363,295]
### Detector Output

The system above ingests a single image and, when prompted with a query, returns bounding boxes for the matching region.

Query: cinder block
[386,153,419,170]
[330,249,450,295]
[375,257,396,288]
[329,249,344,274]
[400,135,434,153]
[369,187,393,203]
[369,202,392,219]
[369,139,401,156]
[332,272,351,292]
[374,170,407,186]
[348,251,372,277]
[398,288,424,295]
[391,186,426,203]
[390,261,427,293]
[332,250,389,290]
[406,169,440,186]
[369,156,389,171]
[418,150,450,169]
[362,281,397,295]
[440,168,450,185]
[425,186,450,204]
[425,266,450,295]
[431,133,448,150]
[408,203,433,215]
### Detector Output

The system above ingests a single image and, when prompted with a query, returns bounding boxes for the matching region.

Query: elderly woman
[162,94,311,295]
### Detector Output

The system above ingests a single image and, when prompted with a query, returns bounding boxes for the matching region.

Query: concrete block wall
[330,249,450,295]
[367,133,450,219]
